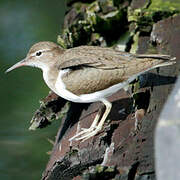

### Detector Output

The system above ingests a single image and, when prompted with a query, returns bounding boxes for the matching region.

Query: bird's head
[6,41,64,73]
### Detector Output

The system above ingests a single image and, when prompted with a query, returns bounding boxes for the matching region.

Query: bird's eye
[36,51,42,56]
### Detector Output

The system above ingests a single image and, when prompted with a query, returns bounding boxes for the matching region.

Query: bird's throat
[43,67,59,94]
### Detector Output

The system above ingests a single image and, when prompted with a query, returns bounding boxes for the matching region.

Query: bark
[30,0,180,179]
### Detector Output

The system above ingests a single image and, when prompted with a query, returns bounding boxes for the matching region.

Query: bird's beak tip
[5,65,19,74]
[5,69,10,74]
[5,59,26,74]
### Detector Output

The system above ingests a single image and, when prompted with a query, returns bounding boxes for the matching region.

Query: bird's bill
[5,59,27,73]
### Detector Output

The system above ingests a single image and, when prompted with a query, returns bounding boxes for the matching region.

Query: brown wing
[58,46,174,70]
[58,46,135,70]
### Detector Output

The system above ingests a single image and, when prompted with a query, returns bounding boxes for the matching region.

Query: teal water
[0,1,65,179]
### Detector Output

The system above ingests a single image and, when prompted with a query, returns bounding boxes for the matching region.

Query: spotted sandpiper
[6,41,176,141]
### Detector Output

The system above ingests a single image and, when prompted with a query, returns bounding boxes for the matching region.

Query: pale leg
[69,111,101,141]
[81,112,101,130]
[69,99,112,142]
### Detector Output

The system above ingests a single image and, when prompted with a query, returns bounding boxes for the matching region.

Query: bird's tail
[136,54,176,69]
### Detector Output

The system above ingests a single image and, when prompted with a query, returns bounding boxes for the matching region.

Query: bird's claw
[69,126,101,142]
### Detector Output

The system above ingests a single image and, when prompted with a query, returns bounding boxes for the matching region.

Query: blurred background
[0,0,65,179]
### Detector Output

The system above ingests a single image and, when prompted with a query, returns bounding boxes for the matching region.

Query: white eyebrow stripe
[31,49,52,57]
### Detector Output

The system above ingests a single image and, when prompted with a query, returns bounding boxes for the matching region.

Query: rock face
[29,0,180,179]
[154,15,180,180]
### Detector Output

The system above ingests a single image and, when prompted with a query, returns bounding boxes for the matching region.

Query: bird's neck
[42,65,59,94]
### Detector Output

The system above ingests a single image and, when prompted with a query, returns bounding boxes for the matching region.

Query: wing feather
[57,46,174,70]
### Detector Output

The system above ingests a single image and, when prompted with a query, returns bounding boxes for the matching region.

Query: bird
[6,41,176,142]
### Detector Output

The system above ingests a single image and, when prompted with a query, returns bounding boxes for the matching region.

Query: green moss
[68,148,79,157]
[104,166,115,173]
[86,1,100,12]
[95,165,105,173]
[83,165,117,179]
[73,2,85,13]
[57,35,68,49]
[128,0,179,34]
[58,0,128,47]
[130,31,139,54]
[149,0,180,12]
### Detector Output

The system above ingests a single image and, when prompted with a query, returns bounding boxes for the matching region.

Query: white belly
[54,69,129,103]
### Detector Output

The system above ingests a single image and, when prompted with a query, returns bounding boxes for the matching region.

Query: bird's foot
[69,126,101,142]
[69,99,112,142]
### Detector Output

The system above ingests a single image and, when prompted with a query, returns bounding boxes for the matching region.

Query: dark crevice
[101,123,119,146]
[128,162,140,180]
[133,90,150,110]
[139,73,177,88]
[46,98,67,114]
[145,0,152,9]
[125,34,134,52]
[46,158,103,180]
[152,10,179,23]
